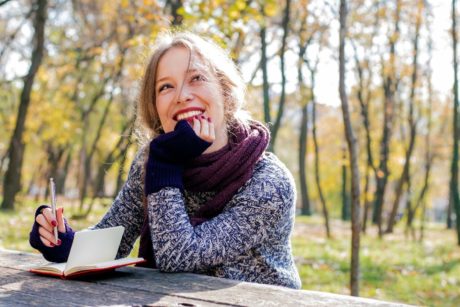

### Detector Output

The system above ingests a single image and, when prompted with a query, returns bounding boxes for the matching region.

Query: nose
[176,84,193,104]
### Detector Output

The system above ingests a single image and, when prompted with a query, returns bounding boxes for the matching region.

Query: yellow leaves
[228,6,240,19]
[120,0,129,9]
[26,77,80,147]
[264,2,278,17]
[235,0,246,11]
[177,6,186,16]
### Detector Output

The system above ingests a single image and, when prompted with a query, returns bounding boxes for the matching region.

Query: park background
[1,0,459,306]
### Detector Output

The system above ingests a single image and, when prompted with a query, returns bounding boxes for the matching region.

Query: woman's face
[155,46,228,152]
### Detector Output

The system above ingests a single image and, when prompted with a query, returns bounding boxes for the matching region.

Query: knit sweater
[93,147,302,289]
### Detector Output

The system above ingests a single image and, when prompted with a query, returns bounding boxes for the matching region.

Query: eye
[158,83,173,93]
[191,74,206,82]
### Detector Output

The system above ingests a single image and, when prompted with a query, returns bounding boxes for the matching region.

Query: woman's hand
[29,205,75,263]
[191,115,215,143]
[144,117,213,195]
[150,118,213,163]
[34,206,66,247]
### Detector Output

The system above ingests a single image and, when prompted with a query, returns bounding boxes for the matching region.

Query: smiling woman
[28,32,302,289]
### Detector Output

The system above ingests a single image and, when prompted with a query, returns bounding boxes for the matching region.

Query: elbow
[155,253,189,272]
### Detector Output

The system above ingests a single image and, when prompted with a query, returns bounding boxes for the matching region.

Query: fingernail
[200,115,205,119]
[51,220,57,227]
[50,242,55,247]
[207,117,212,122]
[57,239,62,246]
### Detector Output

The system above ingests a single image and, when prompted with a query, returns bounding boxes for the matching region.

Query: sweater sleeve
[92,147,147,258]
[147,162,296,272]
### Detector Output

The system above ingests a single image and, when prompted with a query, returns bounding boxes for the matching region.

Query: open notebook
[29,226,145,279]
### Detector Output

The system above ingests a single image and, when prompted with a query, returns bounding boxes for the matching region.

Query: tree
[297,19,312,216]
[349,0,380,233]
[372,0,401,237]
[386,0,423,233]
[306,55,331,238]
[1,0,48,210]
[269,0,291,152]
[339,0,361,296]
[450,0,460,244]
[341,145,350,221]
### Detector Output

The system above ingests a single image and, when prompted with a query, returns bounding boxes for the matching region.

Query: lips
[173,107,205,121]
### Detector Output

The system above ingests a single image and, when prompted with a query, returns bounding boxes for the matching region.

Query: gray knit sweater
[94,147,302,289]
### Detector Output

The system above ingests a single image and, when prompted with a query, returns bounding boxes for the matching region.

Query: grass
[1,199,459,306]
[292,216,460,306]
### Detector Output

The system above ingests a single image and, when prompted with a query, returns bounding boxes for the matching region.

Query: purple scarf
[138,120,269,267]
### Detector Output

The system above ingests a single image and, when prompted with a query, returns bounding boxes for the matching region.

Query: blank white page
[65,226,124,271]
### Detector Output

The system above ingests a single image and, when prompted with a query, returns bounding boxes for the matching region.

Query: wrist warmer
[145,120,211,195]
[29,205,75,263]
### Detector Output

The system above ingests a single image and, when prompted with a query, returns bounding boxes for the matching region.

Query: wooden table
[0,249,408,306]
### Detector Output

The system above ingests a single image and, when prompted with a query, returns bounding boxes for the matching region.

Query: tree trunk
[79,47,127,212]
[57,150,72,195]
[340,0,361,296]
[362,165,371,233]
[169,0,183,26]
[450,0,460,244]
[259,8,271,133]
[298,34,311,216]
[269,0,290,152]
[341,145,351,221]
[372,0,401,236]
[386,0,422,234]
[1,0,47,210]
[311,68,331,238]
[299,103,311,215]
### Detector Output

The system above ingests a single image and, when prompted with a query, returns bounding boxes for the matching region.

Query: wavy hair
[137,31,249,140]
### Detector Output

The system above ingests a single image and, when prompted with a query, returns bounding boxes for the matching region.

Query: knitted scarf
[138,120,269,267]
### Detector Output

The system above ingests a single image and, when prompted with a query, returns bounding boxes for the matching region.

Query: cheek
[155,99,173,131]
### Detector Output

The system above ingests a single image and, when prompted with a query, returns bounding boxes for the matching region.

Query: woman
[29,32,302,289]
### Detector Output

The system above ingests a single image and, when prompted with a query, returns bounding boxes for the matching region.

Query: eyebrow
[156,68,206,84]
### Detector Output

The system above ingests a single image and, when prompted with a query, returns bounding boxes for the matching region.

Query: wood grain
[0,249,409,306]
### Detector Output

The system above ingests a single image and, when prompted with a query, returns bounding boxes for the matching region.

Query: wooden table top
[0,249,407,306]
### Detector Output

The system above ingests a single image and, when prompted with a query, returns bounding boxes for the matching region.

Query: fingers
[39,235,53,248]
[192,116,201,136]
[35,206,66,248]
[41,207,58,228]
[35,214,53,232]
[39,226,60,246]
[192,116,215,142]
[200,116,210,139]
[56,207,66,233]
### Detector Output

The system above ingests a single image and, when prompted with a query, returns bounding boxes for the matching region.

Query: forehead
[156,46,209,79]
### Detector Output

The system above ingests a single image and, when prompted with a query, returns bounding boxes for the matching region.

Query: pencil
[50,178,58,244]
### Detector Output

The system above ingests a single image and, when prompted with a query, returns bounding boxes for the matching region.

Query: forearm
[148,186,291,272]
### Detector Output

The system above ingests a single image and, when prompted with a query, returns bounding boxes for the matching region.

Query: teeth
[176,110,203,120]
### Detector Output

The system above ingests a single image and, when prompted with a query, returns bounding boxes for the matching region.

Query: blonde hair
[137,31,249,139]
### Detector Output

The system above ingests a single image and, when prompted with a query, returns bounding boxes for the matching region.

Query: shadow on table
[2,268,244,306]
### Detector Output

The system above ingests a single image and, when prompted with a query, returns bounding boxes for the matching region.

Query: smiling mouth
[175,110,204,121]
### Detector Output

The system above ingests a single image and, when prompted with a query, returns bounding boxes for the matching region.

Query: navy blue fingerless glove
[145,120,211,195]
[29,205,75,263]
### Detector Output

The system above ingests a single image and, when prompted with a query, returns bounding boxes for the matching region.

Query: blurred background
[0,0,459,306]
